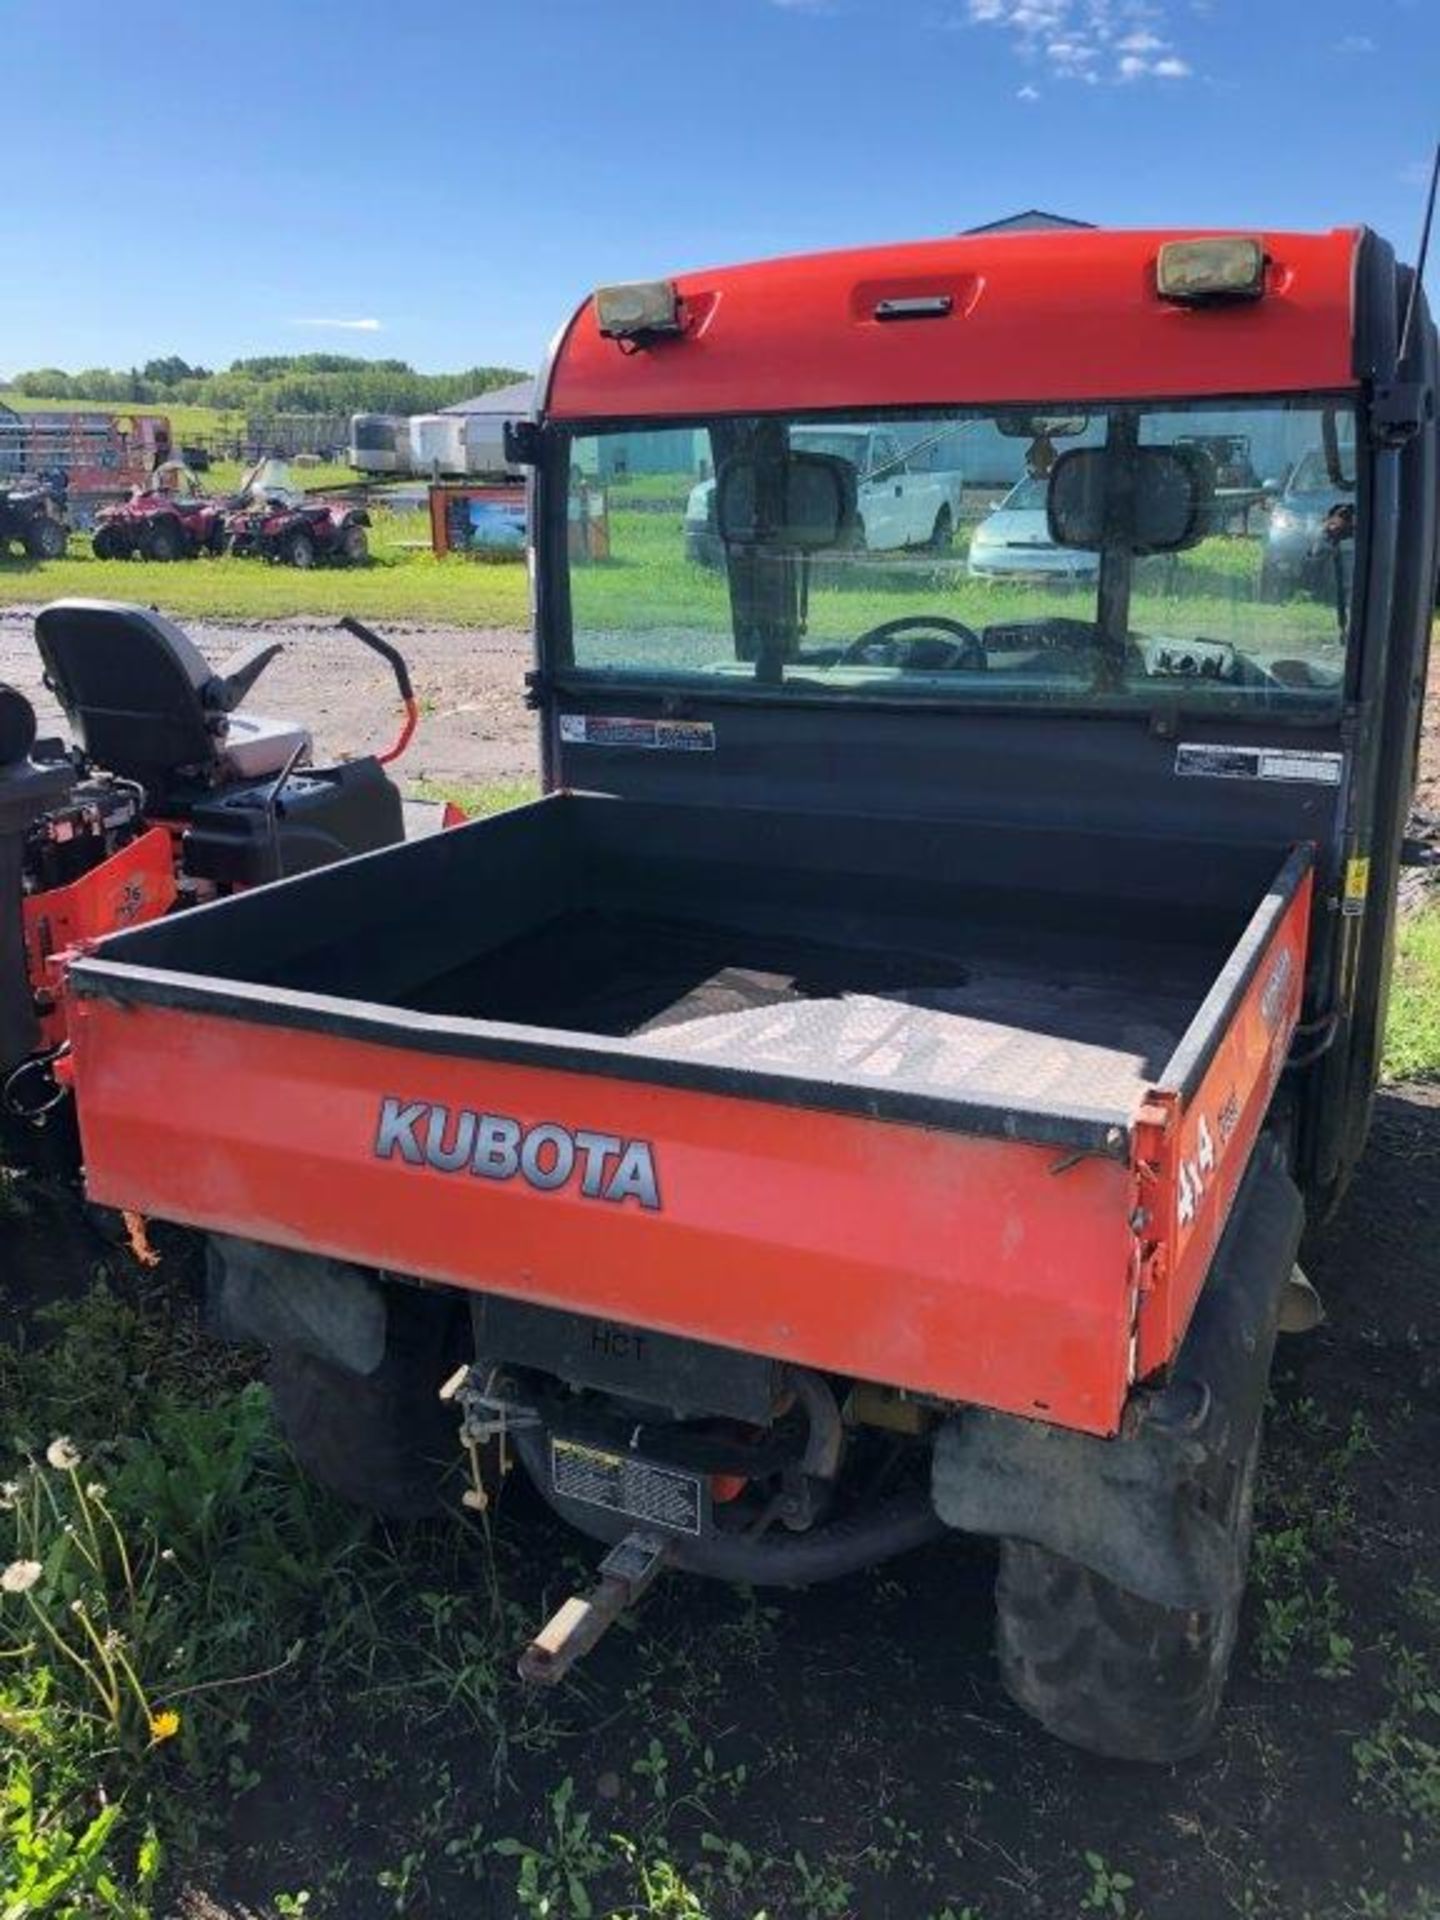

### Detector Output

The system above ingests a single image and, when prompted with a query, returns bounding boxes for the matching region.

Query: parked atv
[91,462,229,561]
[0,475,70,561]
[225,458,370,568]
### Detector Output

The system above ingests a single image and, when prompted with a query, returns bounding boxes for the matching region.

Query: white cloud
[1334,32,1375,52]
[292,316,383,332]
[1400,158,1435,187]
[964,0,1194,83]
[1017,81,1042,98]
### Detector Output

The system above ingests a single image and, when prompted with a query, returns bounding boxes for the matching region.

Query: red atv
[91,462,228,561]
[224,458,370,568]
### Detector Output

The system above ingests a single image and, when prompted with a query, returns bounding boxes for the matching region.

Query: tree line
[0,355,527,416]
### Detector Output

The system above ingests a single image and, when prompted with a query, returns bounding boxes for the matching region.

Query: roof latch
[873,294,953,321]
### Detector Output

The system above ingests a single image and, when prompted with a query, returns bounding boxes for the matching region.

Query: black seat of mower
[34,599,310,797]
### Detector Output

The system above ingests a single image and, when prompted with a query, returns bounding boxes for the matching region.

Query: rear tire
[279,527,316,569]
[995,1419,1260,1762]
[265,1283,467,1519]
[145,518,184,562]
[25,518,67,560]
[340,523,369,565]
[92,525,123,560]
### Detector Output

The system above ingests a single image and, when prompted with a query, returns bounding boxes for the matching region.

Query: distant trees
[0,355,526,416]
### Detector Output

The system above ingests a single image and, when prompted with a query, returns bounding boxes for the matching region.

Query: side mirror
[1047,446,1212,555]
[716,451,857,552]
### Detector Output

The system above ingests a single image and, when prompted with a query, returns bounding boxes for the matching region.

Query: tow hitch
[441,1366,672,1684]
[519,1532,670,1686]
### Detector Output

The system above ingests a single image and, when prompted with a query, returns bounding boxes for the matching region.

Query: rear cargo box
[67,795,1311,1434]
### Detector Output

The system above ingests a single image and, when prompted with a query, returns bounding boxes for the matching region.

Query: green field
[1384,904,1440,1081]
[0,507,530,624]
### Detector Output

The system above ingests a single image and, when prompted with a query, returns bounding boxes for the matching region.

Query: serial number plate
[550,1437,704,1537]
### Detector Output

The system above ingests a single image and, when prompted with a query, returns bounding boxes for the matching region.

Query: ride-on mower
[225,457,371,568]
[0,601,418,1181]
[91,461,229,561]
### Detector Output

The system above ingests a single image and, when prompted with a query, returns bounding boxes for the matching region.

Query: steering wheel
[839,616,986,672]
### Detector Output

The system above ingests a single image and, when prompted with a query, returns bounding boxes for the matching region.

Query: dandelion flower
[46,1438,81,1472]
[1,1560,42,1594]
[148,1708,180,1742]
[86,1482,106,1500]
[0,1481,20,1511]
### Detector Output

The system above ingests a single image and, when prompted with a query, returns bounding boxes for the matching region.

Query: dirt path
[0,610,537,792]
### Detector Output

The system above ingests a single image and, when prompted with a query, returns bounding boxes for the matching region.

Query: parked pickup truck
[63,224,1437,1766]
[685,423,963,564]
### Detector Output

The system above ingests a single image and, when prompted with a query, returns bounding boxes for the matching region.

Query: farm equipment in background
[0,474,71,560]
[42,219,1440,1766]
[0,411,171,522]
[0,602,418,1180]
[225,458,371,567]
[91,463,230,561]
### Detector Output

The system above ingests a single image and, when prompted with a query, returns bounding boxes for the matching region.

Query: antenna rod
[1397,141,1440,369]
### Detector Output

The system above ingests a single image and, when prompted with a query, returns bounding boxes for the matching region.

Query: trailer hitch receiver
[519,1532,670,1686]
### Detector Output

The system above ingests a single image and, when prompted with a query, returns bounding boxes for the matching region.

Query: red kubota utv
[224,458,371,568]
[0,601,418,1181]
[40,221,1440,1762]
[91,461,230,562]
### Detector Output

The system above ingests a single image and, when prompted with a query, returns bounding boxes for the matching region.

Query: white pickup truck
[684,424,964,564]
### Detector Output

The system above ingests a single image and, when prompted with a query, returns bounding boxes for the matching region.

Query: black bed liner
[72,793,1307,1158]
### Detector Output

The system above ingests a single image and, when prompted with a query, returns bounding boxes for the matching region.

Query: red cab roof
[544,227,1359,421]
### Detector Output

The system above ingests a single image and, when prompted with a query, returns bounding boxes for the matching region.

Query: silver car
[1260,449,1353,599]
[966,474,1098,581]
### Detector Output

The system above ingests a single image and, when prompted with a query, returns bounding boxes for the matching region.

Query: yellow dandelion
[148,1708,180,1743]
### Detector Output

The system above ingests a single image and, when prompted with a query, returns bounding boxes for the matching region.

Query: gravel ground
[0,607,537,793]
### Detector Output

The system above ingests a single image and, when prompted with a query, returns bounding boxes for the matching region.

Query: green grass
[406,775,540,817]
[0,513,529,624]
[1384,906,1440,1082]
[572,506,1346,673]
[204,458,359,495]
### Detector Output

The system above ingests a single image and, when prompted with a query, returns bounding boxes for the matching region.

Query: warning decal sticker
[559,714,715,752]
[1174,743,1343,786]
[551,1437,705,1536]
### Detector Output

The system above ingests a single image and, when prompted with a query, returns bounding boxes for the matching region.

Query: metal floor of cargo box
[403,912,1203,1118]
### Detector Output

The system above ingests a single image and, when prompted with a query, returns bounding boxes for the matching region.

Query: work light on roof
[594,280,683,341]
[1156,237,1266,304]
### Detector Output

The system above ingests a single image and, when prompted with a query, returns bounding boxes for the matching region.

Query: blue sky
[5,0,1435,379]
